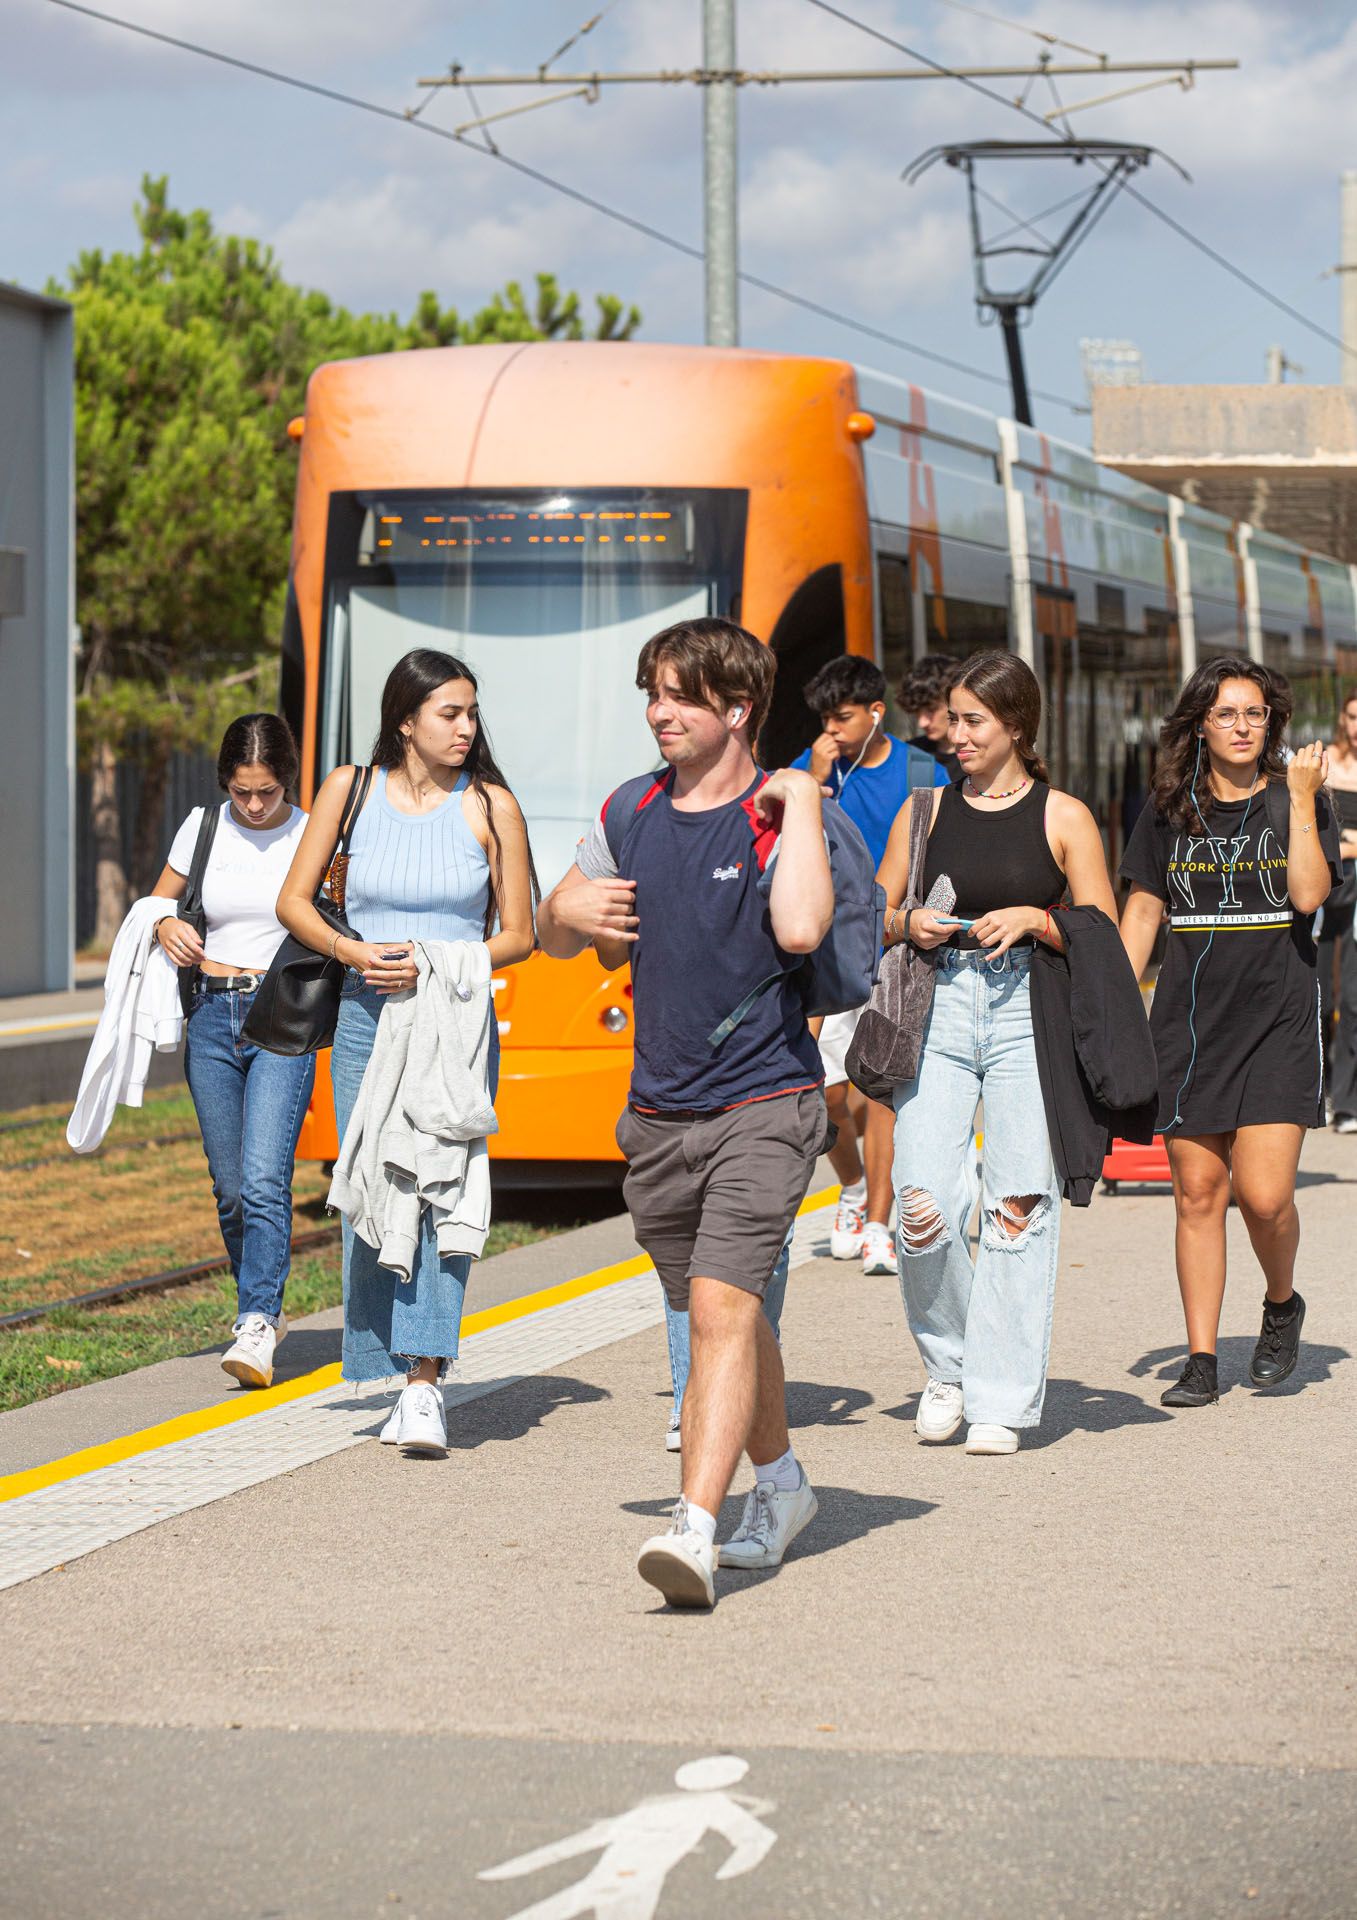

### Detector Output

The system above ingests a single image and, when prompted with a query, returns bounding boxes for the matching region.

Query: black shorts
[616,1088,827,1312]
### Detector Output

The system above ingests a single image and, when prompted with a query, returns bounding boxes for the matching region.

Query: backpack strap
[181,804,219,921]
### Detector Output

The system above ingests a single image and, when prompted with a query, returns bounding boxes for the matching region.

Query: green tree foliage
[54,177,641,936]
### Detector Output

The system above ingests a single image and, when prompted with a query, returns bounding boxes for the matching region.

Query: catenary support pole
[704,0,739,347]
[1342,171,1357,387]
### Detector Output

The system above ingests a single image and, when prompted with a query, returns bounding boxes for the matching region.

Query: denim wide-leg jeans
[891,948,1061,1430]
[331,981,475,1383]
[184,986,315,1328]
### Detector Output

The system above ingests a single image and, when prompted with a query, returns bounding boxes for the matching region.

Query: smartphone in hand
[933,915,976,929]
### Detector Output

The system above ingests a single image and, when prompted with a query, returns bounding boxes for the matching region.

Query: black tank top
[920,779,1066,950]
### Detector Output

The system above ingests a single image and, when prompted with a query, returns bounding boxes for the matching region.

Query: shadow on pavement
[786,1380,875,1428]
[1128,1338,1350,1398]
[269,1328,343,1380]
[1295,1168,1357,1187]
[881,1378,1174,1447]
[326,1372,612,1446]
[622,1485,936,1570]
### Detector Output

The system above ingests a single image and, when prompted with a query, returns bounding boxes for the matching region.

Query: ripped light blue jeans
[891,948,1060,1430]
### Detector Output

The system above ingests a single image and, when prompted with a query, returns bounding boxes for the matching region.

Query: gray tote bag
[845,794,943,1107]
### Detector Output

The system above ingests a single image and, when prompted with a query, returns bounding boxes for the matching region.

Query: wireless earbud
[728,706,745,724]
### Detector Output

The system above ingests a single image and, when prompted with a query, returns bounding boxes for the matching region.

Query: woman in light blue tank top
[277,649,536,1455]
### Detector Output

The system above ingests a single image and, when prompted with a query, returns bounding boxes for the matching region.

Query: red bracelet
[1042,907,1053,944]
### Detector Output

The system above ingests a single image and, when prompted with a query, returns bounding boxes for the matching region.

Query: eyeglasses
[1204,705,1270,731]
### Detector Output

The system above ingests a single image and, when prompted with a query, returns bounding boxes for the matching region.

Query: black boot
[1249,1291,1305,1387]
[1161,1352,1219,1407]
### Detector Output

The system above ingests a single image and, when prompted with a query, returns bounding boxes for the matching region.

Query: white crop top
[167,803,308,972]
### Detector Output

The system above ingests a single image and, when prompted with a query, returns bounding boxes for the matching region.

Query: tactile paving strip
[0,1204,837,1592]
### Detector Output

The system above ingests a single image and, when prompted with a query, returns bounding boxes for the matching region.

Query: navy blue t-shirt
[791,734,946,868]
[576,771,823,1112]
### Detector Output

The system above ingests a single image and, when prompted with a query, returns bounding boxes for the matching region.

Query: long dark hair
[372,648,539,937]
[217,713,300,796]
[1151,655,1293,829]
[950,650,1050,782]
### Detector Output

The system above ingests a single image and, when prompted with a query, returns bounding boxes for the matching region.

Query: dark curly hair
[1150,655,1293,829]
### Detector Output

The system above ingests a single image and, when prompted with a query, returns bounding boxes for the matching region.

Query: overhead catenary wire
[39,0,1085,410]
[801,0,1357,371]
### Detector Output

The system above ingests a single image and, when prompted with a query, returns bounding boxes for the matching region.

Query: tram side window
[878,555,912,736]
[759,563,846,770]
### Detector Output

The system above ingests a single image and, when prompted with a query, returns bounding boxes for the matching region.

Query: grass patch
[0,1088,619,1412]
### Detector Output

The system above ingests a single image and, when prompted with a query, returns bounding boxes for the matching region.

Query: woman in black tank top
[875,652,1118,1455]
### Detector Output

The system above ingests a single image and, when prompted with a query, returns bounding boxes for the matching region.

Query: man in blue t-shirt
[791,655,946,1280]
[537,617,833,1611]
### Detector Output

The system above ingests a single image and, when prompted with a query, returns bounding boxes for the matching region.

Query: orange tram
[279,342,1357,1171]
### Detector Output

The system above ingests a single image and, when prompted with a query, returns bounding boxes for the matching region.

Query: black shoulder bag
[241,767,374,1056]
[176,804,220,1018]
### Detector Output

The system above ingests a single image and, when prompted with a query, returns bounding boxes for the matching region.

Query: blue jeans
[891,949,1061,1430]
[183,987,315,1327]
[332,981,486,1382]
[662,1229,792,1425]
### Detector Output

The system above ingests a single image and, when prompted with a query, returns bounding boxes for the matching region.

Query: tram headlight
[600,1005,629,1033]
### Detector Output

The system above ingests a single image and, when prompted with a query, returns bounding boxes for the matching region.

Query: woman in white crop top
[150,714,313,1391]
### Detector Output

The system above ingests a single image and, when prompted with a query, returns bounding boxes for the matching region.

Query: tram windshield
[318,488,747,881]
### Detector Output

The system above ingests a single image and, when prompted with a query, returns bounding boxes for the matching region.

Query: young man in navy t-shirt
[791,655,945,1277]
[537,617,833,1610]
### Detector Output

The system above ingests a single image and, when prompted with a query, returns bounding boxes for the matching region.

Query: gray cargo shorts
[615,1087,828,1312]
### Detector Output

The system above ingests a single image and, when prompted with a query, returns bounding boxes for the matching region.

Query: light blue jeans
[891,948,1060,1430]
[183,986,315,1328]
[662,1229,792,1426]
[332,981,493,1383]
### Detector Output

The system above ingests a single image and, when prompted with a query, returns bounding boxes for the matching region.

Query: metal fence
[75,750,218,948]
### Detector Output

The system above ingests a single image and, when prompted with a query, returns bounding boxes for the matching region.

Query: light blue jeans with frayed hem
[891,947,1060,1430]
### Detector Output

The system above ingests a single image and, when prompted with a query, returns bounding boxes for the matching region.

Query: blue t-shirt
[791,734,946,869]
[576,772,823,1112]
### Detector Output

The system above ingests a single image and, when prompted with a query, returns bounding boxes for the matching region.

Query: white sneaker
[860,1223,895,1276]
[379,1398,404,1444]
[1336,1114,1357,1135]
[636,1500,716,1608]
[915,1378,965,1443]
[392,1381,448,1456]
[829,1194,866,1259]
[220,1312,287,1389]
[718,1469,818,1569]
[966,1422,1020,1455]
[664,1415,683,1453]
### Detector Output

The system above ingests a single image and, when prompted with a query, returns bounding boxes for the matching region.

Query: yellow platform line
[0,1016,100,1038]
[0,1184,836,1507]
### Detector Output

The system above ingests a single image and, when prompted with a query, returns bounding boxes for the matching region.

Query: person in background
[1321,686,1357,1134]
[791,655,946,1275]
[899,652,964,782]
[1119,659,1340,1410]
[277,649,536,1457]
[151,715,312,1390]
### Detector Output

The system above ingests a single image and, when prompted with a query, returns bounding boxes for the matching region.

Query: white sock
[751,1446,801,1492]
[683,1501,718,1544]
[841,1178,866,1205]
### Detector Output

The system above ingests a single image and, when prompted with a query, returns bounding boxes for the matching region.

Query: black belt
[199,972,265,994]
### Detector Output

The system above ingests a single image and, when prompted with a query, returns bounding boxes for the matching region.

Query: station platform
[0,961,180,1111]
[2,1143,1355,1917]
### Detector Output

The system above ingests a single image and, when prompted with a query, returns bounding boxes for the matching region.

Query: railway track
[0,1226,341,1333]
[3,1132,199,1175]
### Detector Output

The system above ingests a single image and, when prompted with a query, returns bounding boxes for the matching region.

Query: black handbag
[177,803,220,1017]
[241,767,373,1056]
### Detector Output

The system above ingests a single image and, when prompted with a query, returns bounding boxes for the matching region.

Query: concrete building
[0,283,75,996]
[1093,384,1357,569]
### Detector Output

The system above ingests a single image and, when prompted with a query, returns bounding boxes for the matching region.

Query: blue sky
[6,0,1357,442]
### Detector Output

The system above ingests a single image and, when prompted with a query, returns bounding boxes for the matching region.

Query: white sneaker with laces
[915,1378,965,1443]
[718,1469,818,1569]
[664,1415,683,1453]
[379,1398,404,1444]
[220,1312,287,1389]
[829,1194,866,1260]
[860,1223,895,1276]
[394,1381,448,1456]
[636,1499,716,1607]
[966,1422,1020,1455]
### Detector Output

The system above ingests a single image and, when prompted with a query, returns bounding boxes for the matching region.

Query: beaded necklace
[964,774,1031,801]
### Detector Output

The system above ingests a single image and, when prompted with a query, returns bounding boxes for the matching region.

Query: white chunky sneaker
[860,1223,896,1276]
[966,1422,1020,1455]
[394,1381,448,1456]
[829,1194,867,1260]
[915,1378,965,1443]
[220,1312,287,1389]
[718,1469,818,1569]
[378,1398,404,1445]
[636,1499,716,1608]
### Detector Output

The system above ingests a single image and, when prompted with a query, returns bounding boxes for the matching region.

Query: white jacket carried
[66,897,183,1155]
[328,940,498,1276]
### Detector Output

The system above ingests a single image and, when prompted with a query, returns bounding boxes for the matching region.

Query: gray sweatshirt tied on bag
[328,940,498,1277]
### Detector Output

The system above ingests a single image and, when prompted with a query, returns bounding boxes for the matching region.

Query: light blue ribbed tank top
[345,768,490,945]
